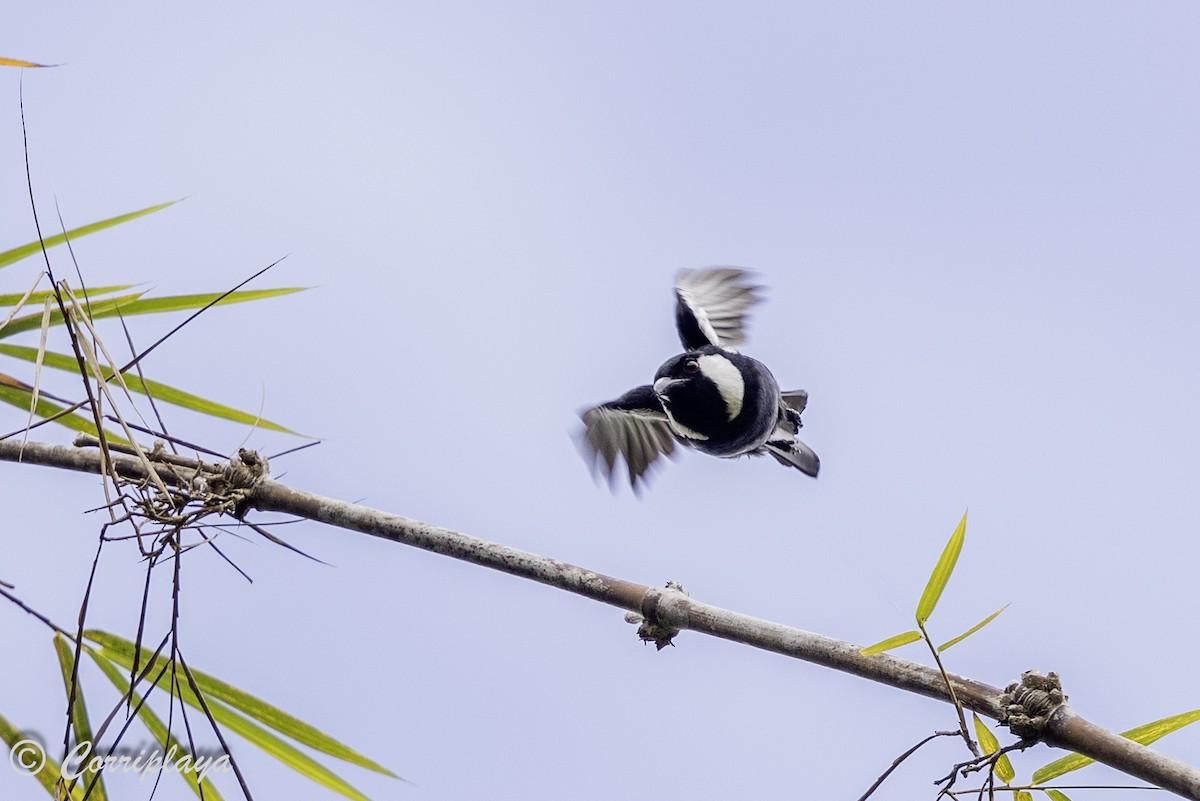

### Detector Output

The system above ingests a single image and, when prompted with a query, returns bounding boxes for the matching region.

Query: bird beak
[654,377,683,398]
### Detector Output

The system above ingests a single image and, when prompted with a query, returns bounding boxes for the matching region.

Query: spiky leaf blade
[0,292,147,339]
[859,630,922,655]
[0,378,126,442]
[84,631,396,777]
[972,712,1014,783]
[91,645,362,800]
[0,286,135,307]
[0,711,86,799]
[938,604,1010,652]
[0,202,177,269]
[916,511,967,624]
[52,635,107,801]
[1032,708,1200,783]
[0,345,297,433]
[0,288,305,339]
[0,57,50,68]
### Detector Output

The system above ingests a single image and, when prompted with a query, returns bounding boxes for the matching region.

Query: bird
[579,267,819,491]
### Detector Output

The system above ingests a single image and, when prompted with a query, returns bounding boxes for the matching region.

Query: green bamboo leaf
[973,712,999,754]
[0,288,304,339]
[105,288,306,316]
[0,380,127,443]
[1043,790,1072,801]
[0,285,135,307]
[84,631,396,778]
[916,511,967,624]
[110,652,371,800]
[85,648,226,801]
[1032,752,1092,785]
[180,692,371,801]
[1032,708,1200,783]
[938,604,1010,652]
[972,713,1014,783]
[0,711,85,799]
[0,291,147,339]
[859,630,922,656]
[87,637,380,800]
[0,201,178,269]
[52,635,108,801]
[1122,708,1200,746]
[0,345,297,433]
[1016,792,1033,801]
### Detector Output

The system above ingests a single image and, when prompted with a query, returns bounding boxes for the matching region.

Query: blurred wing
[579,385,681,490]
[674,267,762,350]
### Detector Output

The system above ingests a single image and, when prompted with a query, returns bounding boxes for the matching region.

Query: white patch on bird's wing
[679,288,720,346]
[697,353,745,421]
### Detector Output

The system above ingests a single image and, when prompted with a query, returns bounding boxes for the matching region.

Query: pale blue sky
[3,4,1199,799]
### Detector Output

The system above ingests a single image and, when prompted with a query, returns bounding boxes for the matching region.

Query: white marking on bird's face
[653,377,681,397]
[654,376,709,440]
[697,353,744,421]
[662,407,709,441]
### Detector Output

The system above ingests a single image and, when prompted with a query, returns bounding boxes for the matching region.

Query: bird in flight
[579,267,819,491]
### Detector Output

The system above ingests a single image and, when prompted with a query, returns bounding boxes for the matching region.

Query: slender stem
[919,620,979,757]
[858,730,959,801]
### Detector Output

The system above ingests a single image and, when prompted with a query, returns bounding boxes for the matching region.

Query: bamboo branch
[3,436,1199,800]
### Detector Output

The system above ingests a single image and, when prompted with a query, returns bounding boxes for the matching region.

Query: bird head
[652,346,748,437]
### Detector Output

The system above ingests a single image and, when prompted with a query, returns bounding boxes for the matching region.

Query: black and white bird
[579,267,820,490]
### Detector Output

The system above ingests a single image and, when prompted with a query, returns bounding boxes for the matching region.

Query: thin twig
[858,730,960,801]
[177,649,254,801]
[20,75,115,499]
[104,417,229,459]
[99,256,286,386]
[0,584,73,637]
[934,738,1035,797]
[919,620,979,757]
[947,784,1161,797]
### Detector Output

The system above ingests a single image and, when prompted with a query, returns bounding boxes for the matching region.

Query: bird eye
[683,359,700,375]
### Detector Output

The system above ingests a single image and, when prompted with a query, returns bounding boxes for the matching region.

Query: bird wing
[674,267,762,350]
[579,385,682,490]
